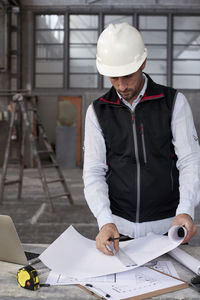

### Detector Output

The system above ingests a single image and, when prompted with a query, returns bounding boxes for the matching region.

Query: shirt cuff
[97,209,115,230]
[176,200,195,220]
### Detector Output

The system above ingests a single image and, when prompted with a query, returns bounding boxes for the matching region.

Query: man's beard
[119,89,138,102]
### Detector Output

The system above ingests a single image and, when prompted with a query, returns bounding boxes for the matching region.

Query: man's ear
[141,59,146,71]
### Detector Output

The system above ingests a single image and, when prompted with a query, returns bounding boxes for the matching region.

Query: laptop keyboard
[24,251,40,261]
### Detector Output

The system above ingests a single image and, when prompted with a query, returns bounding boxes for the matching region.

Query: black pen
[109,236,128,242]
[85,283,111,298]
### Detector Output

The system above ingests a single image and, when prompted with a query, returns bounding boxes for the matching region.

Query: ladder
[0,93,74,212]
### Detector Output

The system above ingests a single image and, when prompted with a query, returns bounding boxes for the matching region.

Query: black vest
[93,74,180,223]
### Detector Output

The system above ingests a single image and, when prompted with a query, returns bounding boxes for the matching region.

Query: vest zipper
[131,112,140,223]
[140,123,147,164]
[170,160,174,191]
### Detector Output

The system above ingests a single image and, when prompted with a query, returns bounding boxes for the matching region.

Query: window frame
[34,13,65,89]
[32,10,200,91]
[68,13,99,89]
[172,14,200,88]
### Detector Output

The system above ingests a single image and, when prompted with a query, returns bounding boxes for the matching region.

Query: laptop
[0,215,40,265]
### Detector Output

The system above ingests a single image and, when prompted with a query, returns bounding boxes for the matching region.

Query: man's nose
[117,77,128,91]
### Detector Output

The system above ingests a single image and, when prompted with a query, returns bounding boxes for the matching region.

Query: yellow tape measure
[17,265,40,291]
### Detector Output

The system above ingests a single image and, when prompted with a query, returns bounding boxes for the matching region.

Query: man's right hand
[96,223,120,256]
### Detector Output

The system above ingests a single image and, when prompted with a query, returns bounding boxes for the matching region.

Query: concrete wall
[19,1,200,168]
[20,0,200,9]
[0,0,200,167]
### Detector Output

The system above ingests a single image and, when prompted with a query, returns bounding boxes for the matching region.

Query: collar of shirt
[116,73,148,112]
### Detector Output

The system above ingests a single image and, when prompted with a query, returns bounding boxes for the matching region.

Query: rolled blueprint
[168,225,187,242]
[168,247,200,275]
[167,225,200,275]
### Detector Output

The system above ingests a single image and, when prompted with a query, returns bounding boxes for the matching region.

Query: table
[0,244,200,300]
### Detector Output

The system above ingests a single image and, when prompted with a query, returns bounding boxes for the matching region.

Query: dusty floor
[0,167,98,244]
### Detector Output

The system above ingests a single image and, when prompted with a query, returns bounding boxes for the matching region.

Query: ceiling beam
[0,0,20,7]
[86,0,102,4]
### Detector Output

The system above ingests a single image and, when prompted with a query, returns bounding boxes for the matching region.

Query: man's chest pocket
[104,120,133,156]
[144,118,172,155]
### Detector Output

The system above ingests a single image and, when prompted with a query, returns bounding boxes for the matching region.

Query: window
[173,16,200,89]
[34,13,200,90]
[138,15,168,86]
[104,15,133,28]
[69,15,98,88]
[35,15,65,88]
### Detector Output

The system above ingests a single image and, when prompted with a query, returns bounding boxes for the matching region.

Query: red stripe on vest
[141,93,164,102]
[100,97,121,105]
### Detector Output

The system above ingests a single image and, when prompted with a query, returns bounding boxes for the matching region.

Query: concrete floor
[0,166,200,246]
[0,167,98,244]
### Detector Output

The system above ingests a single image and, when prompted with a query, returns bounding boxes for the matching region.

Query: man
[83,23,200,256]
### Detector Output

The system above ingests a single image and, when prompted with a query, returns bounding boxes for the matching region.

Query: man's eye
[125,74,132,79]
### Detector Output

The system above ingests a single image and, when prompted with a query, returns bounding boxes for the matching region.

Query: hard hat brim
[96,48,147,77]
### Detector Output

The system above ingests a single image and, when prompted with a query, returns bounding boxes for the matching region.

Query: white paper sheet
[82,267,185,300]
[168,247,200,275]
[39,225,186,279]
[46,271,116,285]
[46,261,179,286]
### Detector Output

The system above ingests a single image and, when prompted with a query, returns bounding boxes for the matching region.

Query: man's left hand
[171,213,197,243]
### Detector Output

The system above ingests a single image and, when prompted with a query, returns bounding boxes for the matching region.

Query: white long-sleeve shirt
[83,75,200,238]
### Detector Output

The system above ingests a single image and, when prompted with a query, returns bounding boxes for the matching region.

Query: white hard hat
[96,22,147,77]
